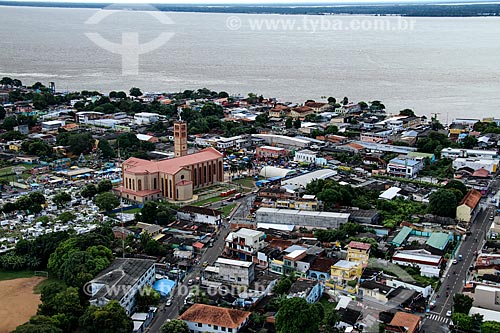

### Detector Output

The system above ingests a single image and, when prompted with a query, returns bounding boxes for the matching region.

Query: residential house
[308,257,337,281]
[392,249,442,278]
[215,258,255,286]
[330,260,363,286]
[256,146,288,159]
[224,228,266,262]
[177,205,223,226]
[294,149,325,165]
[472,285,500,312]
[386,158,424,178]
[268,105,289,118]
[346,241,371,267]
[385,312,422,333]
[178,303,251,333]
[88,258,156,315]
[456,189,482,223]
[453,158,499,174]
[289,106,314,119]
[441,148,498,160]
[305,101,331,114]
[287,279,324,303]
[134,112,160,125]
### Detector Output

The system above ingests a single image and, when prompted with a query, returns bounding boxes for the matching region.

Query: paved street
[147,195,253,332]
[422,179,499,333]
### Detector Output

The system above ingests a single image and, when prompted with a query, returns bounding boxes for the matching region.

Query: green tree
[97,179,113,193]
[0,105,7,120]
[53,191,72,208]
[98,139,115,159]
[29,192,46,205]
[481,321,500,333]
[451,312,473,331]
[444,180,468,199]
[161,319,190,333]
[13,315,62,333]
[274,276,293,294]
[275,297,321,333]
[129,87,142,97]
[428,189,458,218]
[136,286,160,311]
[399,108,415,117]
[38,287,83,331]
[138,201,158,224]
[285,117,293,128]
[2,116,18,130]
[81,184,98,198]
[461,135,478,149]
[453,294,474,314]
[94,192,119,212]
[79,301,133,333]
[293,118,301,129]
[325,308,342,332]
[327,97,336,104]
[201,102,224,118]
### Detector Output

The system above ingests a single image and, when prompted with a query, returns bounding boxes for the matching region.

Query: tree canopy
[275,297,321,333]
[428,188,458,218]
[79,301,133,333]
[161,319,190,333]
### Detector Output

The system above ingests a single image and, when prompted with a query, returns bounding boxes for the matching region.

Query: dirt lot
[0,277,45,333]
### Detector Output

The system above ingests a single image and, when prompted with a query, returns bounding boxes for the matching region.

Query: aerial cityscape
[1,1,500,333]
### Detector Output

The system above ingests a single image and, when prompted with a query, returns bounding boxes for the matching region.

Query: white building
[294,149,325,165]
[134,112,159,125]
[441,148,498,160]
[453,158,499,173]
[225,228,266,261]
[177,206,223,225]
[386,158,424,178]
[41,120,65,132]
[392,250,442,278]
[215,258,255,286]
[281,169,337,191]
[178,303,251,333]
[88,258,156,315]
[473,285,500,312]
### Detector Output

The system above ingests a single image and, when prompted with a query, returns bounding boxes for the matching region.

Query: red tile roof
[472,168,490,178]
[388,312,421,333]
[348,241,372,251]
[459,189,482,209]
[179,303,250,329]
[123,147,222,175]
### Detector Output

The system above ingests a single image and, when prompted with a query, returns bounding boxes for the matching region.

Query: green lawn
[123,207,141,214]
[192,195,225,207]
[232,177,256,189]
[220,203,237,217]
[319,294,337,315]
[0,270,34,281]
[33,278,65,294]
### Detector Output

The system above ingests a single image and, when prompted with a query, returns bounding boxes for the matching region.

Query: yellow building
[330,260,362,285]
[346,241,371,267]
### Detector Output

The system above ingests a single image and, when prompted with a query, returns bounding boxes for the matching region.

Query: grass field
[232,177,256,189]
[319,294,337,316]
[220,203,237,217]
[0,270,35,281]
[192,195,225,207]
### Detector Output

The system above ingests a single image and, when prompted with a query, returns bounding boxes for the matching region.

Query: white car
[446,310,452,317]
[166,299,172,307]
[452,259,458,264]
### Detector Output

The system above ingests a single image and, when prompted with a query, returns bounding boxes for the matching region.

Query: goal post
[34,271,48,278]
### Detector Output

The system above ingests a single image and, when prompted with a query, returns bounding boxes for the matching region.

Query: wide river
[1,5,499,119]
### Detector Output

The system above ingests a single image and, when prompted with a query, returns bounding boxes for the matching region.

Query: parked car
[166,299,172,306]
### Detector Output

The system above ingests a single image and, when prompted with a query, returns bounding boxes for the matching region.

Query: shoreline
[0,1,500,17]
